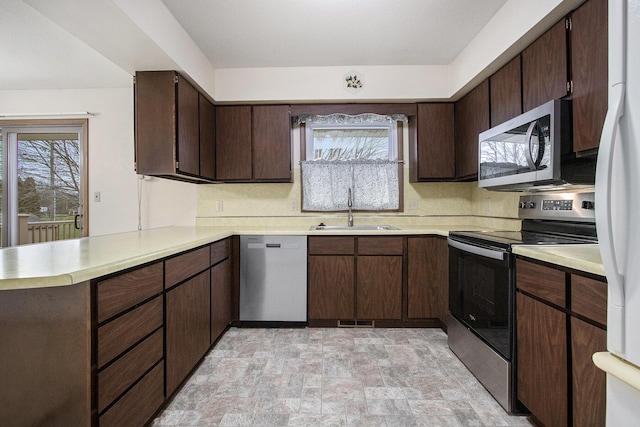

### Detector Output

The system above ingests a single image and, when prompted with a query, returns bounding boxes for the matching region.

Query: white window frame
[0,119,88,247]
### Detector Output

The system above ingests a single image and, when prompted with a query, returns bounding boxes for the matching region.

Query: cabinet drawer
[97,262,163,323]
[571,275,607,326]
[165,246,210,288]
[99,361,164,427]
[98,328,163,412]
[97,296,163,368]
[516,259,566,307]
[308,237,355,255]
[211,238,230,265]
[358,237,403,255]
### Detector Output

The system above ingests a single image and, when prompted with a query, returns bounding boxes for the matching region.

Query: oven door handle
[448,238,506,261]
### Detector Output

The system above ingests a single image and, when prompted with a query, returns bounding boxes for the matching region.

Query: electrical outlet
[94,191,101,202]
[290,199,299,211]
[215,200,224,211]
[407,199,418,210]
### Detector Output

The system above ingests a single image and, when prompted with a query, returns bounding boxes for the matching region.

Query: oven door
[448,237,514,360]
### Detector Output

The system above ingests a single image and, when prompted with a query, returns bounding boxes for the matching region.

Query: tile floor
[152,327,533,426]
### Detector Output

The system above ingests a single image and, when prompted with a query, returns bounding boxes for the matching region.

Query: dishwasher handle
[247,242,300,249]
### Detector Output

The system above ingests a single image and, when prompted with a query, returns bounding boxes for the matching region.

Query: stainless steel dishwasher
[239,235,307,323]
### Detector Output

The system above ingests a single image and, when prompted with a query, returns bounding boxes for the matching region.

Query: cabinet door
[490,55,522,126]
[308,255,355,319]
[199,94,216,180]
[356,256,402,319]
[134,71,177,175]
[571,317,606,427]
[176,75,199,176]
[412,103,455,181]
[517,292,568,427]
[522,19,569,112]
[455,79,489,179]
[571,0,608,152]
[407,237,448,320]
[252,105,291,181]
[216,106,252,180]
[211,258,232,344]
[165,270,211,395]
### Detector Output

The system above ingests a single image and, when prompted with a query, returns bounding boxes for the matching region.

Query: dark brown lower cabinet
[356,256,402,319]
[166,270,211,395]
[517,292,568,426]
[407,237,448,321]
[516,258,607,426]
[308,255,355,320]
[99,362,165,427]
[95,262,165,427]
[211,258,232,344]
[308,236,403,322]
[571,317,606,427]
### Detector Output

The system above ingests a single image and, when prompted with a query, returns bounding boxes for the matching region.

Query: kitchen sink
[309,224,400,231]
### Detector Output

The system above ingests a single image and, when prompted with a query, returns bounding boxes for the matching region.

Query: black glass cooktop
[449,220,597,250]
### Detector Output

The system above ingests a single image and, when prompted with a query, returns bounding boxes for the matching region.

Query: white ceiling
[160,0,508,69]
[1,0,508,90]
[0,0,132,90]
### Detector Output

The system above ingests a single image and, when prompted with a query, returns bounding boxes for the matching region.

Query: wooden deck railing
[15,216,81,244]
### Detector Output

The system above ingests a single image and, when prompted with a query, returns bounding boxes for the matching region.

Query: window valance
[294,113,408,126]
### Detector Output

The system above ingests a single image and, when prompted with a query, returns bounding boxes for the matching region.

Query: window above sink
[296,113,406,213]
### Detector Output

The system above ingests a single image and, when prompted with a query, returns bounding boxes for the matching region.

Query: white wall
[0,88,197,236]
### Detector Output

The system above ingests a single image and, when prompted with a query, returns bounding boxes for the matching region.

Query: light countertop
[512,244,604,277]
[0,225,605,291]
[0,225,464,291]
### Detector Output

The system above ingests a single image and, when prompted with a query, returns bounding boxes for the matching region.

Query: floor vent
[337,320,375,328]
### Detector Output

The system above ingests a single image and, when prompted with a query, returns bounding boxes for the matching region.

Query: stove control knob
[526,201,536,209]
[519,202,527,209]
[582,201,595,210]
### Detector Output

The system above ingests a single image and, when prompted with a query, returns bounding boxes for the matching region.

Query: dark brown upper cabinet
[455,80,490,180]
[570,0,608,153]
[216,105,292,182]
[134,70,214,183]
[522,20,569,112]
[490,55,523,127]
[252,105,292,181]
[199,94,216,181]
[215,106,252,181]
[410,103,455,181]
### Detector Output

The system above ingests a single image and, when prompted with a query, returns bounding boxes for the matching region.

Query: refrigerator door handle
[596,82,626,355]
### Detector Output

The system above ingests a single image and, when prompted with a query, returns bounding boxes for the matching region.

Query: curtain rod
[0,112,95,118]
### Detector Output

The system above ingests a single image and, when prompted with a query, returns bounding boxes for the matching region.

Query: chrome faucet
[347,187,354,227]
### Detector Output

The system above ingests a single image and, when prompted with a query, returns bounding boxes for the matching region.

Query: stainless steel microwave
[478,99,596,191]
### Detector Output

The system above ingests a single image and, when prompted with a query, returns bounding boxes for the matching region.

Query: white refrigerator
[593,0,640,424]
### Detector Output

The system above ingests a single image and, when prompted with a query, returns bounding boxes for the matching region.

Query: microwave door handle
[524,121,539,170]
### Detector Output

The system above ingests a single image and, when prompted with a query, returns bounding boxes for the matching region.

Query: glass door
[1,123,86,247]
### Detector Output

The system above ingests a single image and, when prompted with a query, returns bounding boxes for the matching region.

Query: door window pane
[17,133,82,243]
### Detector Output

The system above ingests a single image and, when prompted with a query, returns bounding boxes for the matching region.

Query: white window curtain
[301,160,399,211]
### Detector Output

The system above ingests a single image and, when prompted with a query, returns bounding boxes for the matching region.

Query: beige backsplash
[196,169,522,230]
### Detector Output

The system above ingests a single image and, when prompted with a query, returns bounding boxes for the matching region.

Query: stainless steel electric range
[447,192,597,413]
